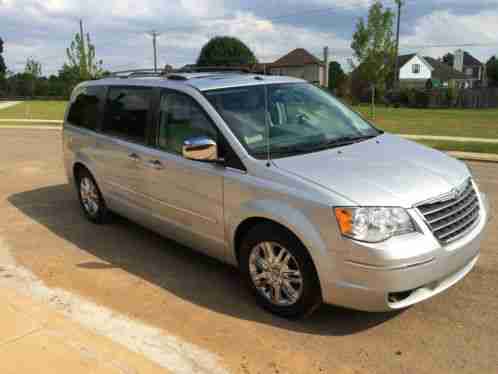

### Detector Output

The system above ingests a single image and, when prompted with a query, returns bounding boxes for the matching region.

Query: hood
[273,133,470,207]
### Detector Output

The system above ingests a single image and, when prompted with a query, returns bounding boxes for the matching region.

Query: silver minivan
[63,72,490,318]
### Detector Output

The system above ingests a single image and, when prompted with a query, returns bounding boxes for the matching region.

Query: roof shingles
[271,48,323,67]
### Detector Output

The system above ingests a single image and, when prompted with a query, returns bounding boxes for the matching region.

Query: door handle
[128,153,141,161]
[146,159,164,170]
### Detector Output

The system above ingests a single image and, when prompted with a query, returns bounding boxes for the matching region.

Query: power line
[400,42,498,49]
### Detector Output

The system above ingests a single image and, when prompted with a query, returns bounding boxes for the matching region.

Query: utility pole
[323,46,330,88]
[393,0,403,89]
[147,31,160,72]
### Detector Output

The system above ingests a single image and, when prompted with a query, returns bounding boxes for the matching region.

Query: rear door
[94,85,155,210]
[137,89,226,259]
[64,85,106,181]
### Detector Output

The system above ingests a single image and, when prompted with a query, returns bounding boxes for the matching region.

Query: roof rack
[177,66,251,74]
[105,66,254,80]
[106,69,166,79]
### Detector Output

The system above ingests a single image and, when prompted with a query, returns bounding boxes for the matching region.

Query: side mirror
[182,136,218,162]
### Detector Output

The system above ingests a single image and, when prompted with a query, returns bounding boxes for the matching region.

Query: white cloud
[2,0,497,75]
[154,12,351,68]
[401,9,498,62]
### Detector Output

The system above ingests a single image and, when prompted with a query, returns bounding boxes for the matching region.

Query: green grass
[1,100,497,154]
[416,140,498,154]
[0,101,67,121]
[356,105,498,139]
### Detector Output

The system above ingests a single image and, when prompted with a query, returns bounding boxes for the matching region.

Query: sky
[1,0,497,75]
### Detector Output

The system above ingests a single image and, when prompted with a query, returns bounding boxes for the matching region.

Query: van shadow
[8,184,402,336]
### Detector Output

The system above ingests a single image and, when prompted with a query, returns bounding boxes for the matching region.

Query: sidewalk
[400,134,498,144]
[0,287,167,373]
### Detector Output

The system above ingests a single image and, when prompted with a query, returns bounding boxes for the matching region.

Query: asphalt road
[1,129,497,374]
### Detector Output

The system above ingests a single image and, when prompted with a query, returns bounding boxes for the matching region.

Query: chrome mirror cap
[182,136,218,161]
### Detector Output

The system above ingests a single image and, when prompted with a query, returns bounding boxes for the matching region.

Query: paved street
[0,128,496,374]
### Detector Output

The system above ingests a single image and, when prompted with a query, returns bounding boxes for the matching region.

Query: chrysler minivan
[63,72,490,318]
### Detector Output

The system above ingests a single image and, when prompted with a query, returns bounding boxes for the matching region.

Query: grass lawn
[1,100,497,154]
[356,105,498,139]
[0,101,67,121]
[415,139,498,154]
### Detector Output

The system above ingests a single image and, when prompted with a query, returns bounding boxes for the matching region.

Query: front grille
[417,179,480,244]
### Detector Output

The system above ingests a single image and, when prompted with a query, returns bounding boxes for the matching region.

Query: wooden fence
[425,88,498,109]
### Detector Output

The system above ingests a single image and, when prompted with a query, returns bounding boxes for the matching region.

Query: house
[445,50,486,88]
[398,53,467,89]
[267,49,326,86]
[182,48,327,86]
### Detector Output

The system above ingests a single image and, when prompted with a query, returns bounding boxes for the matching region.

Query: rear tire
[76,168,109,224]
[239,223,322,319]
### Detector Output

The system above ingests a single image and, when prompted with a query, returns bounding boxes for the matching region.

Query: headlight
[334,207,415,243]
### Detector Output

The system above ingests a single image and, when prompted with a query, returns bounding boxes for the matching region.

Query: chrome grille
[417,179,480,244]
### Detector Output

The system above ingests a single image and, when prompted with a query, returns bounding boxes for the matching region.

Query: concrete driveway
[1,128,497,374]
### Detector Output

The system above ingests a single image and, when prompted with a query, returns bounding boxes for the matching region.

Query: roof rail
[106,69,166,79]
[177,66,251,74]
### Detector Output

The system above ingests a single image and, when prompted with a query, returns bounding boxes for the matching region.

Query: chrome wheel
[80,177,100,216]
[249,241,304,307]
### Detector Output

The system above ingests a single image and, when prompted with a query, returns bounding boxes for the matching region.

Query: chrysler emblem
[449,188,460,200]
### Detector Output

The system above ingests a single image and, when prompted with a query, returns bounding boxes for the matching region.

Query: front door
[138,90,226,260]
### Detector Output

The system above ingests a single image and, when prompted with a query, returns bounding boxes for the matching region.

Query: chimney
[454,49,464,72]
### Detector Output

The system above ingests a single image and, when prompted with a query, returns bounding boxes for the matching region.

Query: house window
[465,68,473,76]
[412,64,421,74]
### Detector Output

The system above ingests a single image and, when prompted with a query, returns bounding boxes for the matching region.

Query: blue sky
[1,0,497,75]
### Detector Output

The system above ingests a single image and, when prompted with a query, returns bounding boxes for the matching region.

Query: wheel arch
[228,200,334,293]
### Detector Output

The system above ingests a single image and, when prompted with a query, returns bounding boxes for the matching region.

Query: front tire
[240,223,322,319]
[76,168,109,224]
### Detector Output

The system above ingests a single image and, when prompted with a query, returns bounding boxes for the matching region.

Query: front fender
[226,199,337,292]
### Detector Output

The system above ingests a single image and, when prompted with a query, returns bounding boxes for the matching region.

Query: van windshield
[204,83,381,159]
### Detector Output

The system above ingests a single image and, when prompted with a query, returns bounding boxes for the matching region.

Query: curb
[447,151,498,163]
[0,119,63,124]
[401,134,498,144]
[0,125,61,130]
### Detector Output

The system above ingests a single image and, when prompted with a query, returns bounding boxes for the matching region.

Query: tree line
[1,4,496,101]
[0,21,106,99]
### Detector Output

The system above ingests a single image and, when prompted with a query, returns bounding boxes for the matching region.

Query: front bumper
[323,192,490,311]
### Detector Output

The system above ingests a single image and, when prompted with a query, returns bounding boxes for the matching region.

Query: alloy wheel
[80,177,100,217]
[248,241,304,307]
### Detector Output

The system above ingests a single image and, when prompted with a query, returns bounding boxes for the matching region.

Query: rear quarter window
[102,86,153,144]
[67,86,105,131]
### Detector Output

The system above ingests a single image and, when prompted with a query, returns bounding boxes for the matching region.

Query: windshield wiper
[252,134,380,158]
[301,134,378,152]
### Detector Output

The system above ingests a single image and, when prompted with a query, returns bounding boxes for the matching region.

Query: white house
[399,54,432,81]
[398,53,467,89]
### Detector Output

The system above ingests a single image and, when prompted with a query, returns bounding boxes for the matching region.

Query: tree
[197,36,257,66]
[351,1,396,96]
[25,58,42,78]
[328,61,346,92]
[487,56,498,87]
[58,63,81,98]
[24,58,42,97]
[442,53,454,67]
[0,37,6,78]
[66,20,104,80]
[0,37,7,93]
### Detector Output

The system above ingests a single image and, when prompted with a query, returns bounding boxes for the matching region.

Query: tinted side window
[103,87,152,144]
[67,86,104,130]
[157,91,217,155]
